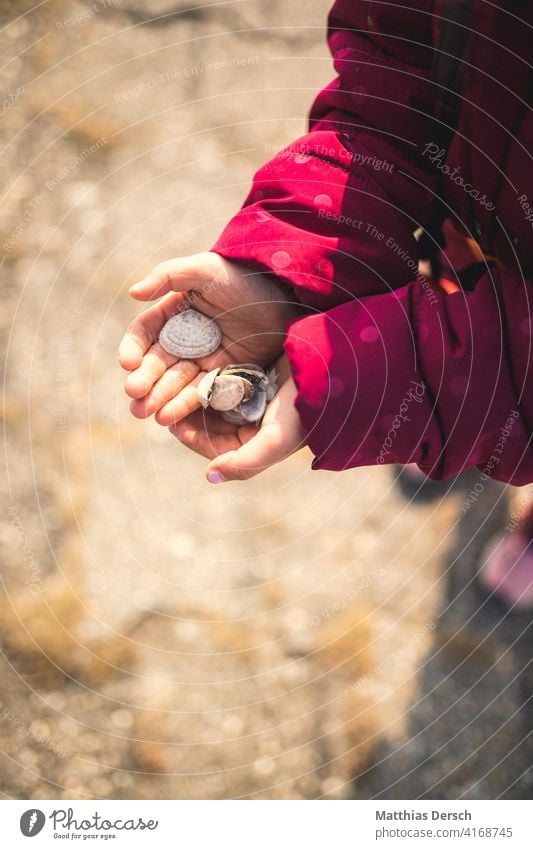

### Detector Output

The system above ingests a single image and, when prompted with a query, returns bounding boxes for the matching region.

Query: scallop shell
[159,309,222,359]
[196,363,277,425]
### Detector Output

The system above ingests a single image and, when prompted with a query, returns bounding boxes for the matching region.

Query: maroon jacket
[213,0,533,483]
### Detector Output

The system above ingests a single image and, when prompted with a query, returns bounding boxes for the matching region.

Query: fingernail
[207,470,224,484]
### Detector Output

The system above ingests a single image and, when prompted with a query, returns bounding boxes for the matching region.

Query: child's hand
[169,354,306,481]
[118,252,297,424]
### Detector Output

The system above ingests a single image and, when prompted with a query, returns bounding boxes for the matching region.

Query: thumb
[206,425,285,483]
[129,252,222,301]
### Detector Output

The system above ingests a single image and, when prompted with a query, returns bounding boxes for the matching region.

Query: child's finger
[129,360,199,418]
[129,252,223,301]
[205,423,284,482]
[124,343,178,399]
[154,373,206,425]
[118,292,186,370]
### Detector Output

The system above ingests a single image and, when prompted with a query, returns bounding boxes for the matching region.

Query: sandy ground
[1,0,531,800]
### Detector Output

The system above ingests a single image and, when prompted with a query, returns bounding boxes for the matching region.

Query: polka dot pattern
[359,326,380,343]
[294,153,311,164]
[271,250,291,269]
[314,193,333,208]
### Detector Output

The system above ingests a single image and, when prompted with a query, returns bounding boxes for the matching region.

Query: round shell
[159,309,222,359]
[221,365,274,424]
[197,368,254,412]
[221,389,267,424]
[210,375,251,411]
[196,363,278,425]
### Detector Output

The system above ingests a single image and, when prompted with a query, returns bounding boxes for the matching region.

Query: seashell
[197,368,221,408]
[197,367,253,413]
[212,375,251,411]
[196,363,278,425]
[159,309,222,359]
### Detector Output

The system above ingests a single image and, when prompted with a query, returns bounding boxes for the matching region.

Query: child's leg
[479,502,533,609]
[394,463,453,504]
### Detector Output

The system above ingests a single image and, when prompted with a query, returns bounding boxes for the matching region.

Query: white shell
[196,363,278,424]
[197,368,220,408]
[159,309,222,359]
[265,368,278,401]
[197,368,252,412]
[210,375,250,411]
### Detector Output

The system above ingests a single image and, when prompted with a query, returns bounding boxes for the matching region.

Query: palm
[185,274,294,373]
[118,252,298,424]
[168,363,305,479]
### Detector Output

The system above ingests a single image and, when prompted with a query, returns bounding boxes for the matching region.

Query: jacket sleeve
[212,0,438,312]
[284,268,533,484]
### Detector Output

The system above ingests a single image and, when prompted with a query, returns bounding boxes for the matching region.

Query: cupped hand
[168,354,307,481]
[118,252,298,425]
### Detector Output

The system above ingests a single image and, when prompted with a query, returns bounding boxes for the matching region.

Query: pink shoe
[479,530,533,609]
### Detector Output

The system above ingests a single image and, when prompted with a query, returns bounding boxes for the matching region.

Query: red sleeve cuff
[284,275,532,483]
[284,287,439,472]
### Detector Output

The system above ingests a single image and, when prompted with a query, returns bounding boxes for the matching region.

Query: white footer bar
[3,800,531,848]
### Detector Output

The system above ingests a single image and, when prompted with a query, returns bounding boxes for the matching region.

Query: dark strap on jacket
[432,0,472,151]
[420,1,473,271]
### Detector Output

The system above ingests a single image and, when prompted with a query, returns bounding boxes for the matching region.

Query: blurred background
[1,0,532,800]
